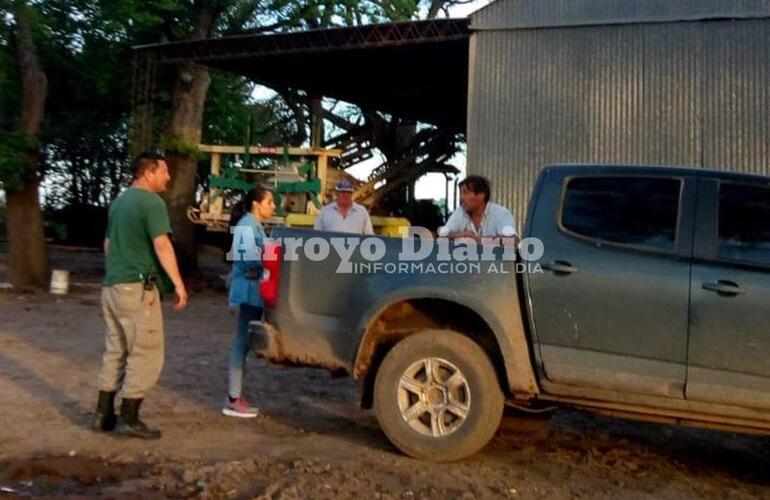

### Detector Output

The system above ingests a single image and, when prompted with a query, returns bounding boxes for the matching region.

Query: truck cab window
[718,182,770,265]
[561,177,680,251]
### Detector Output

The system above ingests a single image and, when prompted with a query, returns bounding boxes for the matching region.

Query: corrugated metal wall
[466,20,770,227]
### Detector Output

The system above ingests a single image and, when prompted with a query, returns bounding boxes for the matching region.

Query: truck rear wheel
[373,330,504,461]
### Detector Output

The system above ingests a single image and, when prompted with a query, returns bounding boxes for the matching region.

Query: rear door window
[718,182,770,266]
[561,177,681,251]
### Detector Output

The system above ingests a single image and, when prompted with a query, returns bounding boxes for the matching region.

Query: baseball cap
[335,179,355,192]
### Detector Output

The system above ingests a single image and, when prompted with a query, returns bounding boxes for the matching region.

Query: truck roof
[543,163,770,184]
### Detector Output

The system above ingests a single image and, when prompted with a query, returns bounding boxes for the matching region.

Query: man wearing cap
[439,175,517,242]
[313,179,374,235]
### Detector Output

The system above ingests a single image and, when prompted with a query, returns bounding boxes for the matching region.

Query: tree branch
[321,109,358,132]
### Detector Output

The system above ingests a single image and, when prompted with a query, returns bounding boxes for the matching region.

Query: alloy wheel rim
[397,357,471,437]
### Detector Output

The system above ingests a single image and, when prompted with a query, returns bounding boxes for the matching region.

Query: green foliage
[203,72,258,145]
[0,131,39,192]
[158,136,205,159]
[263,0,395,29]
[377,0,420,21]
[38,1,138,206]
[1,0,193,207]
[1,0,454,209]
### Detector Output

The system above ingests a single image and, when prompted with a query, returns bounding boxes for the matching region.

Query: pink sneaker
[222,397,259,418]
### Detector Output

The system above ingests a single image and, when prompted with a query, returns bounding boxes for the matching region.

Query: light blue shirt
[228,213,267,309]
[313,201,374,234]
[440,202,517,238]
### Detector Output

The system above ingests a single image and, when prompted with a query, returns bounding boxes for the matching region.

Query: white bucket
[50,269,70,295]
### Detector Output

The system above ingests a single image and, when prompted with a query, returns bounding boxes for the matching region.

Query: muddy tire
[373,330,504,462]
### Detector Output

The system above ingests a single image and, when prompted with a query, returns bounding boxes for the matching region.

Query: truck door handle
[702,280,746,296]
[542,260,578,275]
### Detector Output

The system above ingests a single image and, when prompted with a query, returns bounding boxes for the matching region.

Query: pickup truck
[251,164,770,461]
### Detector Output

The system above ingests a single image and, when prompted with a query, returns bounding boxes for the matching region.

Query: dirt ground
[0,247,768,499]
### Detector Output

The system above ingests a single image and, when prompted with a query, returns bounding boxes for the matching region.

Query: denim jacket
[228,213,266,309]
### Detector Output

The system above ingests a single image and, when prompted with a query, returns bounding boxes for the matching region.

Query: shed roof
[135,19,471,132]
[470,0,770,30]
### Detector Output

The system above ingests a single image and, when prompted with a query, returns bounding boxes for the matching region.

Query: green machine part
[209,163,254,191]
[208,160,323,217]
[273,162,322,215]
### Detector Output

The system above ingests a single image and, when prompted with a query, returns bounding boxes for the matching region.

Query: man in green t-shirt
[93,152,188,440]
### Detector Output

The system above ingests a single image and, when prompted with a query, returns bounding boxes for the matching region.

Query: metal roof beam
[134,19,470,64]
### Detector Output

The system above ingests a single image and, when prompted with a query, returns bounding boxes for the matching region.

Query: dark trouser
[228,304,263,398]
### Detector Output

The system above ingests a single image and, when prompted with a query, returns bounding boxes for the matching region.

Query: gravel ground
[0,248,768,499]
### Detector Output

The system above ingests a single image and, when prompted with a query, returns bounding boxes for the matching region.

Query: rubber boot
[114,398,161,440]
[92,391,117,432]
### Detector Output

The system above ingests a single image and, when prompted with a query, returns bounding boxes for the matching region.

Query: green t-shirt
[104,187,173,290]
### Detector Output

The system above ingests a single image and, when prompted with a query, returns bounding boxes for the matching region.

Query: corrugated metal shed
[472,0,770,30]
[467,1,770,227]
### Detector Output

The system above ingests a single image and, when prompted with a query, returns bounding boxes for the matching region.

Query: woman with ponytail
[223,187,275,417]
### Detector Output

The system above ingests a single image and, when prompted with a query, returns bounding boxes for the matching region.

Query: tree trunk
[309,95,324,147]
[426,1,445,19]
[7,181,48,289]
[278,88,309,145]
[7,3,49,290]
[164,62,211,273]
[163,2,218,272]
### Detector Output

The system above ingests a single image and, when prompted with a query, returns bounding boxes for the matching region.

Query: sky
[251,0,493,208]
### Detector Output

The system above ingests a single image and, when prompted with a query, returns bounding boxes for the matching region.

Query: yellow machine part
[284,214,410,237]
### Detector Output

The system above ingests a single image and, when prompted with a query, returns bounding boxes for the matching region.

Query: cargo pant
[97,282,164,399]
